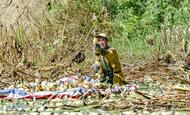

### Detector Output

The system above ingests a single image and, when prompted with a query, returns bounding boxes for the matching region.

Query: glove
[94,44,101,55]
[94,44,107,56]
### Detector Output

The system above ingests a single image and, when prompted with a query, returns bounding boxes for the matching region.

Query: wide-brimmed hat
[96,33,107,39]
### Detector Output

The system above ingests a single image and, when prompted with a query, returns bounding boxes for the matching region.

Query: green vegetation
[100,0,190,62]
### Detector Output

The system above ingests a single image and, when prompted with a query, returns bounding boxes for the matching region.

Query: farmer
[93,33,126,85]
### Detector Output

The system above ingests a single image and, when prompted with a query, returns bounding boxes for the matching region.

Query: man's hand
[95,44,101,49]
[94,44,108,56]
[94,44,101,55]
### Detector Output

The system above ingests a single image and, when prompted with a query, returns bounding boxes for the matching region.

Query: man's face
[98,37,108,48]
